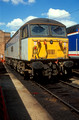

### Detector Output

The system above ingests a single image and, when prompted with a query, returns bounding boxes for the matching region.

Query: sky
[0,0,79,36]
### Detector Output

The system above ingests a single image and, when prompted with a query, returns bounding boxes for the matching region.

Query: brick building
[0,30,10,60]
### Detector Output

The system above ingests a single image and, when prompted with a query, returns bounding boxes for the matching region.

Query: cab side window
[11,46,13,52]
[22,26,27,39]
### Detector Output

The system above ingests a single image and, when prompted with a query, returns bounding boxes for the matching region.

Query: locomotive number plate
[48,50,55,54]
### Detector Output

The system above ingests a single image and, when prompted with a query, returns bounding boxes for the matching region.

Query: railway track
[60,80,79,89]
[5,64,79,115]
[34,78,79,115]
[72,69,79,76]
[3,64,79,119]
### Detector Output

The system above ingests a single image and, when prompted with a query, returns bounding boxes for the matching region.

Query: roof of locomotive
[67,24,79,34]
[6,18,66,44]
[21,18,65,28]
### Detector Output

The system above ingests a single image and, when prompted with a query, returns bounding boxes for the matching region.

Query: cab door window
[22,26,27,39]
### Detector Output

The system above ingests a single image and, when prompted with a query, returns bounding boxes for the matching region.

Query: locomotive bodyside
[5,30,20,59]
[5,18,73,79]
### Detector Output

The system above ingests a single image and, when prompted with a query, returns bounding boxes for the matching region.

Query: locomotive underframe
[5,57,73,80]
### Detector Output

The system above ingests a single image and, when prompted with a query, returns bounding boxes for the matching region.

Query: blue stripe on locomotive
[68,33,79,51]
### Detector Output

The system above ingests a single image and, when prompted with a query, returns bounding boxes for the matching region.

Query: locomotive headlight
[50,40,53,44]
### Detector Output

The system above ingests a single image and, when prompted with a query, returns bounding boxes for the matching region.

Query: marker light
[64,47,66,50]
[37,40,41,47]
[37,40,40,45]
[63,47,66,54]
[59,41,62,46]
[38,40,40,43]
[34,46,37,50]
[44,40,47,45]
[33,46,38,54]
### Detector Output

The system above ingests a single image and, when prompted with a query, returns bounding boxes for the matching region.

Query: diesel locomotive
[5,18,73,80]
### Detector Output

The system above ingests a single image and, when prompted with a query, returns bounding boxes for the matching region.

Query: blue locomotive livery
[67,24,79,58]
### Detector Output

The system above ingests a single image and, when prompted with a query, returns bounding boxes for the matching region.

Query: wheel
[33,69,43,82]
[24,71,30,80]
[62,68,72,81]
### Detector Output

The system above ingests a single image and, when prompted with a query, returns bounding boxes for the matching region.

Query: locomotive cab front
[28,23,68,61]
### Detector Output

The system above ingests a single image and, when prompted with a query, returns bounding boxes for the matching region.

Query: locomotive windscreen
[30,24,66,37]
[51,25,66,37]
[30,24,49,36]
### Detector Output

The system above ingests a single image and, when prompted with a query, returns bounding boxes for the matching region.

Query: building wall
[0,30,10,60]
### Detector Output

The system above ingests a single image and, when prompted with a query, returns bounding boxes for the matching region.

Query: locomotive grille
[47,50,55,54]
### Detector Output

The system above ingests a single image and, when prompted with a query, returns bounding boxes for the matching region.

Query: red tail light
[34,46,37,50]
[64,47,66,49]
